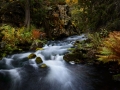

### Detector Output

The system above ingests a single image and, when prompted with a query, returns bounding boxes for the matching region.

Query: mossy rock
[63,53,84,64]
[35,57,43,64]
[36,48,44,51]
[28,53,36,59]
[30,40,44,50]
[113,74,120,81]
[39,63,47,68]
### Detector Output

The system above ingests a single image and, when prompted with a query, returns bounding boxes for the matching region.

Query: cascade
[0,34,110,90]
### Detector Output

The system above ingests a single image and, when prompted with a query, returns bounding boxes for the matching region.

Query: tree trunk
[24,0,30,29]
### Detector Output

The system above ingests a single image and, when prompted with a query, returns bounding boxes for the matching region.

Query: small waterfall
[3,58,14,69]
[0,34,105,90]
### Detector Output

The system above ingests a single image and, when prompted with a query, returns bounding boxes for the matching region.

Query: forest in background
[0,0,120,31]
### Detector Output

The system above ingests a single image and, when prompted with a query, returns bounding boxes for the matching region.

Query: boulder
[35,57,43,64]
[28,53,36,59]
[63,52,84,64]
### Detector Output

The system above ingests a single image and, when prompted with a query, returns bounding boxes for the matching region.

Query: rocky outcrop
[44,3,77,39]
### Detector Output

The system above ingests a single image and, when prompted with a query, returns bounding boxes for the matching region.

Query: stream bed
[0,34,119,90]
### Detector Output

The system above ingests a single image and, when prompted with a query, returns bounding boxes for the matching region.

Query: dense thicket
[73,0,120,32]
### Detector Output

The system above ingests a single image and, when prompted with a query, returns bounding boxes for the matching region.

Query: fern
[88,32,103,48]
[97,31,120,64]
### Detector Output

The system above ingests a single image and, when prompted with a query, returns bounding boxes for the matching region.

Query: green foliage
[71,0,120,32]
[1,0,120,33]
[88,32,103,48]
[0,0,66,27]
[0,24,46,58]
[1,24,33,45]
[0,0,24,26]
[30,0,47,27]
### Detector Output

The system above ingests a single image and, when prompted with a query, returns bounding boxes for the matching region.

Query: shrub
[1,24,33,47]
[88,32,103,49]
[0,24,46,58]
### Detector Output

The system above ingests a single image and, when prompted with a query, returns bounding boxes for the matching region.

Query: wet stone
[35,57,43,64]
[28,53,36,59]
[40,64,47,68]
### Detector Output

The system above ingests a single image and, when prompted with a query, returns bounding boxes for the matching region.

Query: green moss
[28,53,36,59]
[63,53,83,64]
[36,48,44,51]
[35,57,43,64]
[40,63,47,68]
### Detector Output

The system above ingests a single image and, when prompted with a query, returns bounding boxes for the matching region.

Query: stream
[0,34,113,90]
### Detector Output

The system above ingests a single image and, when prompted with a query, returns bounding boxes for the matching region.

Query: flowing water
[0,35,112,90]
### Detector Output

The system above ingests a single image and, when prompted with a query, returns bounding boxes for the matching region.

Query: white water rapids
[0,35,107,90]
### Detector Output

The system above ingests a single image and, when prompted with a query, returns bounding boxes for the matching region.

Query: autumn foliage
[32,29,46,40]
[97,31,120,64]
[32,30,41,39]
